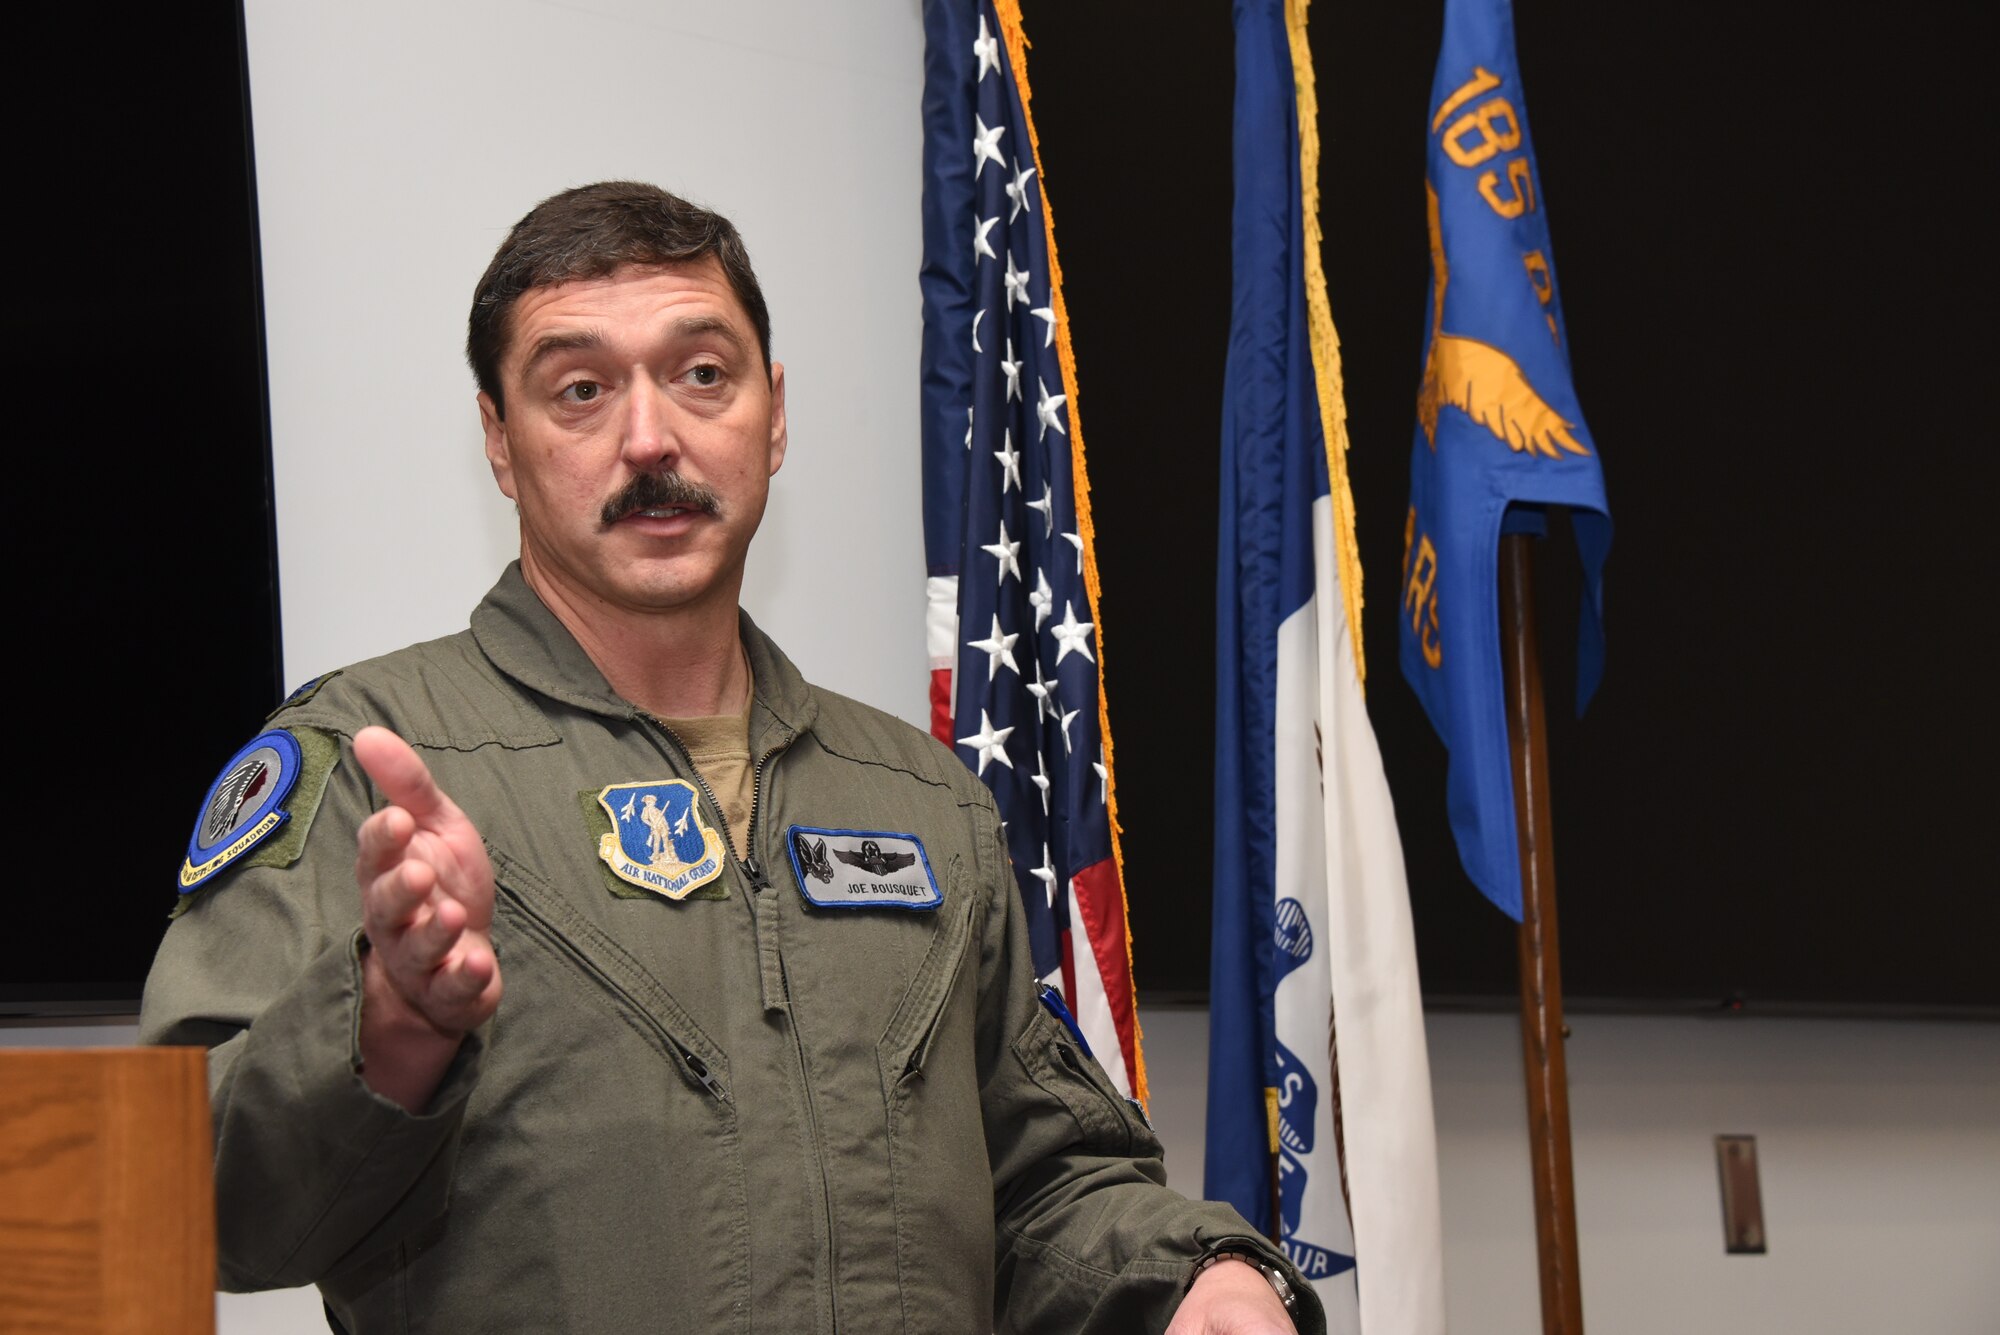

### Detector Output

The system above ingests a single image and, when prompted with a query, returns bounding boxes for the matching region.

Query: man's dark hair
[467,181,772,417]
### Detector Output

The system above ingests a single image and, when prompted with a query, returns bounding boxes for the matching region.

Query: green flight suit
[142,566,1322,1334]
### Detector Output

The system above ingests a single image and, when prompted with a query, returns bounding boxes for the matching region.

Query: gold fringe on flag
[993,0,1147,1109]
[1286,0,1369,680]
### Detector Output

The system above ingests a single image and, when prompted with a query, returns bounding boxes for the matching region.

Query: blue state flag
[1403,0,1613,919]
[1210,2,1447,1329]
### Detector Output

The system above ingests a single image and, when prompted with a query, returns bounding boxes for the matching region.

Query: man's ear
[767,362,789,478]
[479,392,517,499]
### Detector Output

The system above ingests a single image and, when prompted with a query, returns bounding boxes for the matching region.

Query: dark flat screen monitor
[5,2,283,1015]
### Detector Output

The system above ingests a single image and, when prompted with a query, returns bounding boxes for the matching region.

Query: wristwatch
[1188,1245,1300,1316]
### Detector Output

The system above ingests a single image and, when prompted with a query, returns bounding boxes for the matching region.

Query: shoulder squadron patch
[786,827,942,910]
[180,730,305,890]
[595,780,727,901]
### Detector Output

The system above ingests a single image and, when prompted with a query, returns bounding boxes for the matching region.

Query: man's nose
[621,379,680,470]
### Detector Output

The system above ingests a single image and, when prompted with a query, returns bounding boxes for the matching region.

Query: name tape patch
[786,826,942,910]
[181,730,304,890]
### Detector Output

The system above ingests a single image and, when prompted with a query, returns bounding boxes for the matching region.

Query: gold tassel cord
[993,0,1147,1109]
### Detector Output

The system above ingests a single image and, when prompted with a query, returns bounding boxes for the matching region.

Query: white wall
[246,0,930,726]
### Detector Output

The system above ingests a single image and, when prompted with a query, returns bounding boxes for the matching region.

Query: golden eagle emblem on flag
[1417,181,1590,461]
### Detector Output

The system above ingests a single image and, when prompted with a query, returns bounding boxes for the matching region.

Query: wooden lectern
[0,1049,215,1335]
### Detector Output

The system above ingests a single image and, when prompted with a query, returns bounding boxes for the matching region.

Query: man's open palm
[353,726,501,1037]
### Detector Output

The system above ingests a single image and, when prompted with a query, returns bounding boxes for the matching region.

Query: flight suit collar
[739,606,817,758]
[469,563,631,719]
[468,562,819,749]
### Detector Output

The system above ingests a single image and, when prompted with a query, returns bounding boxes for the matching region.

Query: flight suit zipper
[639,715,779,887]
[781,953,841,1334]
[647,715,838,1331]
[744,736,841,1333]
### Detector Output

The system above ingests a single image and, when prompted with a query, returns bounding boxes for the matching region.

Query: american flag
[919,0,1144,1102]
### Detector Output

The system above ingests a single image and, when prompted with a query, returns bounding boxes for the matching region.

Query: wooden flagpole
[1498,532,1586,1335]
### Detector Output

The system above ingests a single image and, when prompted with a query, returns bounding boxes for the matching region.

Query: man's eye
[561,381,601,403]
[687,365,721,387]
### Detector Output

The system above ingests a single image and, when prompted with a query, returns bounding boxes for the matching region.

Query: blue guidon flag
[918,0,1145,1103]
[1403,0,1613,919]
[1209,1,1447,1328]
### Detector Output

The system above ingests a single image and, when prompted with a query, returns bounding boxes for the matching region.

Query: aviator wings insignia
[833,839,917,877]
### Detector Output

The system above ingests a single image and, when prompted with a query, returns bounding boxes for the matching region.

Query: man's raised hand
[352,726,502,1109]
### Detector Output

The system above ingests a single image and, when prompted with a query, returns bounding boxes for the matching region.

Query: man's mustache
[601,472,722,526]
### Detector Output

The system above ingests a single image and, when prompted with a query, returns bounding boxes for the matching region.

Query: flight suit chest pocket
[485,844,732,1105]
[875,858,976,1092]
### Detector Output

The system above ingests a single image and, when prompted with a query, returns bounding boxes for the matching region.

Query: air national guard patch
[595,780,726,901]
[180,730,304,890]
[785,827,942,910]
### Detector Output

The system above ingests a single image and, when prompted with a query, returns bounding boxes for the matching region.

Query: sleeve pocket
[1011,1003,1156,1159]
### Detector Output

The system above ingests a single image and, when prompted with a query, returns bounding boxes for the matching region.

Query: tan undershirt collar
[653,654,756,859]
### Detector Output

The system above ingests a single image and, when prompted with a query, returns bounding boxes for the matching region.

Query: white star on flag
[1031,752,1052,815]
[969,614,1019,680]
[1007,160,1037,222]
[1029,569,1053,629]
[1036,378,1067,441]
[1031,304,1057,346]
[993,430,1022,492]
[974,215,999,263]
[1027,480,1053,536]
[981,520,1022,586]
[972,15,1001,80]
[1004,251,1031,311]
[1051,600,1095,665]
[1031,843,1058,906]
[1026,659,1055,722]
[956,709,1014,776]
[1061,530,1084,573]
[973,116,1006,177]
[1002,339,1023,401]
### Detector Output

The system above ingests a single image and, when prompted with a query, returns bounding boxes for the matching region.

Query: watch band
[1188,1246,1299,1316]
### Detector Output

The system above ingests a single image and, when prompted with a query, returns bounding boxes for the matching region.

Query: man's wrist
[1188,1246,1299,1318]
[357,935,467,1110]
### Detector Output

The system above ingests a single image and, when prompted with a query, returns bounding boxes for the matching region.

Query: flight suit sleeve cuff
[213,929,485,1288]
[1187,1229,1328,1335]
[343,927,486,1115]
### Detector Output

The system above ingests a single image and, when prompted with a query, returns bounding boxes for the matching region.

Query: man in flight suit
[144,182,1320,1334]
